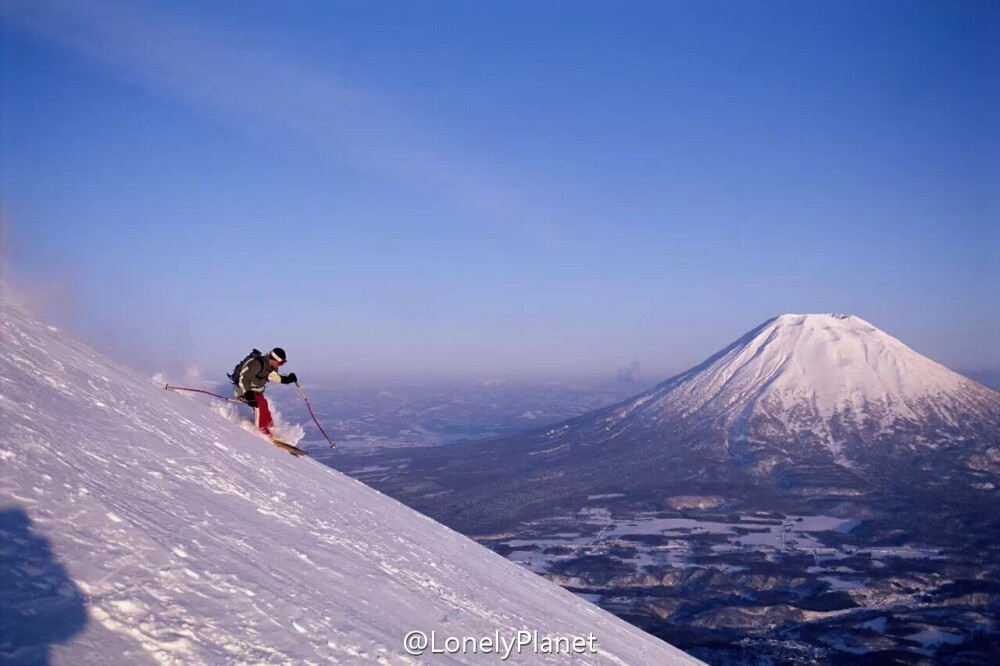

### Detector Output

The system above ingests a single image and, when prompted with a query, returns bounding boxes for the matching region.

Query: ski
[269,438,308,457]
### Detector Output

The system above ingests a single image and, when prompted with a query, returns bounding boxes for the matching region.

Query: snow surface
[658,313,976,417]
[0,299,700,665]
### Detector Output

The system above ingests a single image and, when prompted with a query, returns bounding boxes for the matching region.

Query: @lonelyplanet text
[403,629,598,659]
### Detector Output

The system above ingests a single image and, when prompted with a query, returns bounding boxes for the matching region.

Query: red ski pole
[164,384,245,403]
[295,382,336,448]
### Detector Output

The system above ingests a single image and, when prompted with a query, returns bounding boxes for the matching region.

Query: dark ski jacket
[237,356,291,395]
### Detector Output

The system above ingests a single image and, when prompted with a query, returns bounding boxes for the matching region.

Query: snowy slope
[642,314,972,417]
[0,299,701,665]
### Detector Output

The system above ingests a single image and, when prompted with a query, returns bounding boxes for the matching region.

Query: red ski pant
[253,393,273,436]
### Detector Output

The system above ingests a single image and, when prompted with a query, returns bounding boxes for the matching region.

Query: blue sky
[2,0,997,382]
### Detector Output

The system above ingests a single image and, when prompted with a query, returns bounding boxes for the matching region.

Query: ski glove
[281,372,298,384]
[243,391,259,408]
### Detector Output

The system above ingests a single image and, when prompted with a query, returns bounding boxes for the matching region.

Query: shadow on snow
[0,507,87,665]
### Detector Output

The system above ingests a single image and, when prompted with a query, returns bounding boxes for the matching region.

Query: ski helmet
[270,348,287,363]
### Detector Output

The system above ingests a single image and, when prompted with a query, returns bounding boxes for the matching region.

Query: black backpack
[227,349,262,385]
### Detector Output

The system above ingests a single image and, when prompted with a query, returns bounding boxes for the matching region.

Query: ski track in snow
[0,299,701,664]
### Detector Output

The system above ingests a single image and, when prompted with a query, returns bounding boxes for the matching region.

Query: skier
[233,348,297,437]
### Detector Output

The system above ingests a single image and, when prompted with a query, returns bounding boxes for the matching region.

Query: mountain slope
[604,314,999,465]
[0,299,700,665]
[352,314,1000,533]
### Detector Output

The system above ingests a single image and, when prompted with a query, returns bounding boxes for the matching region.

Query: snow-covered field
[0,299,700,665]
[493,509,938,579]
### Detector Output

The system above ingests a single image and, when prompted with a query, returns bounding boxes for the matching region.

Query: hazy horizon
[4,285,999,395]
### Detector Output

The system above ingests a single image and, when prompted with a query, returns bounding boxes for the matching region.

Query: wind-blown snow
[208,400,305,448]
[0,299,699,665]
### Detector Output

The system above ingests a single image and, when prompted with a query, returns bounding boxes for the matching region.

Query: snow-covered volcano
[0,298,700,665]
[376,314,1000,533]
[609,314,1000,465]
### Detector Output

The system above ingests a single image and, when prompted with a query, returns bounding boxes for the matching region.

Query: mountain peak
[614,314,1000,465]
[773,312,863,324]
